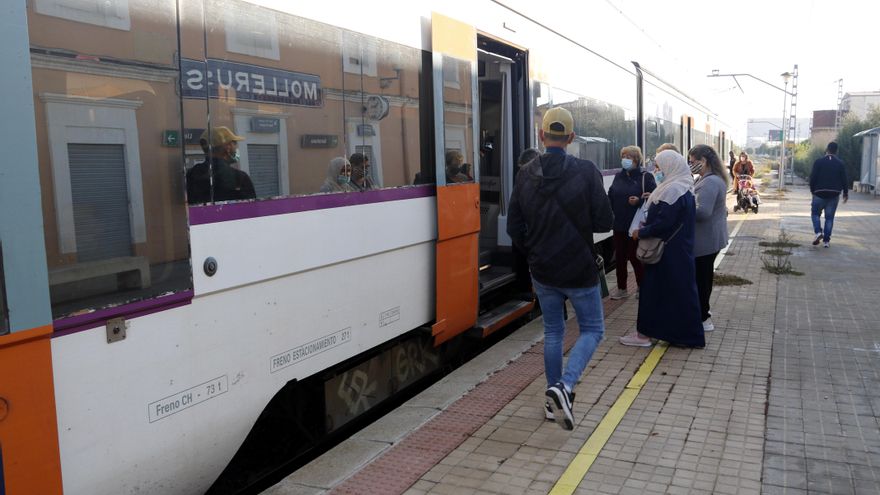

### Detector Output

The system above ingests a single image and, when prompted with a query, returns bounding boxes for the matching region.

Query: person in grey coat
[687,145,730,332]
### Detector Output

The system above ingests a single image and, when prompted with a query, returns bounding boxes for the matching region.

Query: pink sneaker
[619,332,652,347]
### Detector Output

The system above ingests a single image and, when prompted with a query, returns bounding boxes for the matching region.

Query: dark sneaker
[544,391,576,421]
[546,382,574,430]
[812,233,823,246]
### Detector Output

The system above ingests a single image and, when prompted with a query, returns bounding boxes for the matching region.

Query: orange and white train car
[0,1,732,493]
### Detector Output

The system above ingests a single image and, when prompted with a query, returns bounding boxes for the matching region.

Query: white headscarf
[648,150,694,205]
[320,157,355,193]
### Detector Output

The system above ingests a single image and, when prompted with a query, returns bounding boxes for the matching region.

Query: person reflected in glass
[445,150,470,183]
[320,157,356,193]
[186,126,256,204]
[619,150,704,348]
[349,152,374,191]
[607,145,656,300]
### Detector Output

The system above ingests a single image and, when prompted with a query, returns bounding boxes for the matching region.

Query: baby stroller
[733,174,760,214]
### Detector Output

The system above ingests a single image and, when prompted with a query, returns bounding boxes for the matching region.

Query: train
[0,1,733,494]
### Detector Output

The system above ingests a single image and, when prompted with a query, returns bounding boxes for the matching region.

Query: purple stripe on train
[188,184,437,225]
[53,290,194,337]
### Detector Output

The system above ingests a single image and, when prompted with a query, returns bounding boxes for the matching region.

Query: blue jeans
[533,279,605,391]
[811,195,840,242]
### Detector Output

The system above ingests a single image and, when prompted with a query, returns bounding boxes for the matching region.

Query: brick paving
[764,188,880,495]
[265,186,880,495]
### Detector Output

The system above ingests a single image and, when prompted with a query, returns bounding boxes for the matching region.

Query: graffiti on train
[323,334,441,431]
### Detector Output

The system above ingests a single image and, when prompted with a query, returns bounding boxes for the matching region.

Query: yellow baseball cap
[541,107,574,136]
[200,126,245,147]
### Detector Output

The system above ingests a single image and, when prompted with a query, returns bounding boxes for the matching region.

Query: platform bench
[49,256,151,303]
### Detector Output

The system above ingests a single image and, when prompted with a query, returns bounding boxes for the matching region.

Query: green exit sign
[162,130,180,147]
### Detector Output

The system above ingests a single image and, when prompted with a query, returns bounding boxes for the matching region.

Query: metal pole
[779,80,788,191]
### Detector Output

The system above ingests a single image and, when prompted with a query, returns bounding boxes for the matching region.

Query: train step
[472,299,535,338]
[479,269,516,295]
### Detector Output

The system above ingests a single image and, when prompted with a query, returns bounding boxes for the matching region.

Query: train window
[26,0,192,319]
[442,55,475,183]
[183,0,425,199]
[545,87,636,170]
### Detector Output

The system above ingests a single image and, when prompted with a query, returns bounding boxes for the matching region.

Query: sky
[499,0,880,143]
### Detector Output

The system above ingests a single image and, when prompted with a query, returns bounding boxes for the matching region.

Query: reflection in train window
[539,86,636,170]
[442,55,475,183]
[181,0,424,200]
[26,0,192,318]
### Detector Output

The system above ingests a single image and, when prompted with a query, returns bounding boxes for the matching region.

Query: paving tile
[268,190,880,495]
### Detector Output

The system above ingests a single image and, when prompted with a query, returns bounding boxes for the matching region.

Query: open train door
[430,13,481,345]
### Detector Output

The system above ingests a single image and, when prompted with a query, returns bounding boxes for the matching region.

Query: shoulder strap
[548,155,598,257]
[666,223,684,242]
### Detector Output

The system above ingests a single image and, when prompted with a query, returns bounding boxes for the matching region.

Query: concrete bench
[49,256,151,303]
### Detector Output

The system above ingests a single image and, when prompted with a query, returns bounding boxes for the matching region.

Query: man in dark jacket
[507,107,613,431]
[809,141,849,248]
[186,126,256,204]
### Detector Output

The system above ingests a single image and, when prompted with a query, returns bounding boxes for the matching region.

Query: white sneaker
[824,242,830,248]
[609,288,631,300]
[703,318,715,332]
[619,332,653,347]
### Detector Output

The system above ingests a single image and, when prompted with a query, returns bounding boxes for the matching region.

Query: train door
[472,36,534,336]
[430,13,480,345]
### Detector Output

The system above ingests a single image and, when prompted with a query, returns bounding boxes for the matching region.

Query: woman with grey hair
[687,144,729,332]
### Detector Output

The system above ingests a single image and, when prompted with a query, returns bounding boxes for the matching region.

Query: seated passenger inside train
[445,150,471,183]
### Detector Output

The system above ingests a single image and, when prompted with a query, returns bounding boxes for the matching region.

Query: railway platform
[265,185,880,495]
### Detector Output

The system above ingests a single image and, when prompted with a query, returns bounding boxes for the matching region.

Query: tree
[792,140,822,178]
[836,106,880,184]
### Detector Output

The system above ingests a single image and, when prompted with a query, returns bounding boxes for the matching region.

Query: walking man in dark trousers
[809,141,849,248]
[507,107,614,430]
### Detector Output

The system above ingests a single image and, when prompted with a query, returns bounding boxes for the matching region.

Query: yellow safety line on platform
[550,342,669,495]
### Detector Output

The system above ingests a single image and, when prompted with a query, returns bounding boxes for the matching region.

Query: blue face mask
[654,171,665,183]
[337,175,350,184]
[230,149,241,163]
[621,158,634,170]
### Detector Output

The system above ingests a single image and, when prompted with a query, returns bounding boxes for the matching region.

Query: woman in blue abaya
[619,150,704,348]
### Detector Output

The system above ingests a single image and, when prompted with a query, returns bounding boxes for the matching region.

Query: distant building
[811,110,838,152]
[745,118,810,149]
[841,91,880,120]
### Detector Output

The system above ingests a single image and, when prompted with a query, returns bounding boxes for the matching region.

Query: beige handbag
[636,224,682,264]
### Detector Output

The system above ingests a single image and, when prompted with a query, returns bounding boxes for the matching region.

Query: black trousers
[695,252,718,322]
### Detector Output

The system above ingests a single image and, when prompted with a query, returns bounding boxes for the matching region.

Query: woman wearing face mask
[607,146,656,299]
[732,152,755,194]
[688,145,729,333]
[320,157,356,193]
[619,150,704,348]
